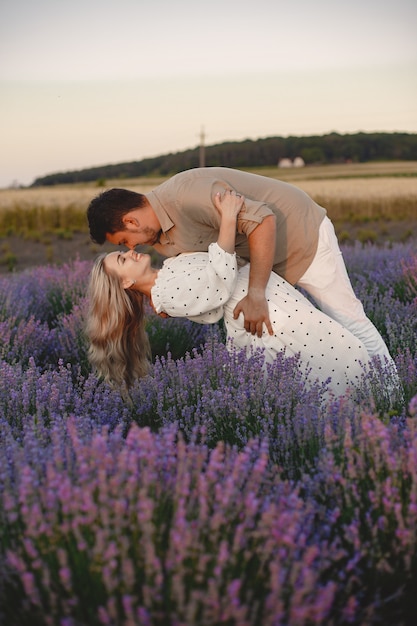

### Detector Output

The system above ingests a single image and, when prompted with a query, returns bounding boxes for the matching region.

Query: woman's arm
[214,189,245,252]
[151,190,245,320]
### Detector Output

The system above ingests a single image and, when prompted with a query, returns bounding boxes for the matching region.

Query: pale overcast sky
[1,0,416,187]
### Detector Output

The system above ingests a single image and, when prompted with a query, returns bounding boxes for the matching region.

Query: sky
[1,0,416,188]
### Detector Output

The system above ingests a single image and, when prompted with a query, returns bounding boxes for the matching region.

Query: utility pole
[199,125,206,168]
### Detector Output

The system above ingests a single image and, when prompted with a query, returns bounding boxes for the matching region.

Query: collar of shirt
[145,190,174,233]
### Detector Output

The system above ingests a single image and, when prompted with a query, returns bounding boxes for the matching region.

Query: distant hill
[32,131,417,187]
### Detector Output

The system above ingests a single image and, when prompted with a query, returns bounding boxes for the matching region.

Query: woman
[86,190,374,394]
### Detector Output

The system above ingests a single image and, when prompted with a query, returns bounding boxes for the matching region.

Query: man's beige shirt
[146,167,326,285]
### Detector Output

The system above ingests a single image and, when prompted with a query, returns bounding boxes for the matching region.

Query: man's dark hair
[87,188,147,244]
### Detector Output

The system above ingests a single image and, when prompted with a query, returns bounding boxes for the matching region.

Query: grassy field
[0,161,416,272]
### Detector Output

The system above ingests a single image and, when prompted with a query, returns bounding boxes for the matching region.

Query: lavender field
[1,241,417,625]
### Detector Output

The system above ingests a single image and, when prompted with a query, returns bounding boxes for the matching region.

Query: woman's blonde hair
[85,253,151,389]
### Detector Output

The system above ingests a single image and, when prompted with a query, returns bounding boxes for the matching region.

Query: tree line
[32,132,417,187]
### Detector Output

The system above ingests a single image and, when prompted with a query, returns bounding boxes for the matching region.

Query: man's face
[106,207,161,249]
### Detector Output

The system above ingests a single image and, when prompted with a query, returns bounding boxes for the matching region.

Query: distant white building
[278,156,305,168]
[293,156,305,168]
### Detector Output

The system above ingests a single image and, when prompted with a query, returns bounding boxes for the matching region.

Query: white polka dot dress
[151,243,238,322]
[151,243,370,395]
[224,264,370,395]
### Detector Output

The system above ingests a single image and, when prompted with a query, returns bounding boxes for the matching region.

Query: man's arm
[233,215,276,337]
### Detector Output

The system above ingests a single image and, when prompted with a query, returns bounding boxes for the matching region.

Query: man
[87,166,393,363]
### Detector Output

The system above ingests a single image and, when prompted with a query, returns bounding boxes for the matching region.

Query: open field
[2,161,417,209]
[0,162,416,272]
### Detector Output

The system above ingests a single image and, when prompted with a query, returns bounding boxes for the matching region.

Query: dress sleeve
[151,243,238,323]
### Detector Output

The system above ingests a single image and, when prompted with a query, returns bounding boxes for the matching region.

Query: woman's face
[104,249,152,289]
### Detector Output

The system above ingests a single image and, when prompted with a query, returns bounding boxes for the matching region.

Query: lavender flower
[0,241,416,624]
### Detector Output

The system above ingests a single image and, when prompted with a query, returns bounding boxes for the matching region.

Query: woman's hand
[214,188,245,220]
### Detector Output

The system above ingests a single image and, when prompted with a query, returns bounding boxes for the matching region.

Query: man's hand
[233,289,274,337]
